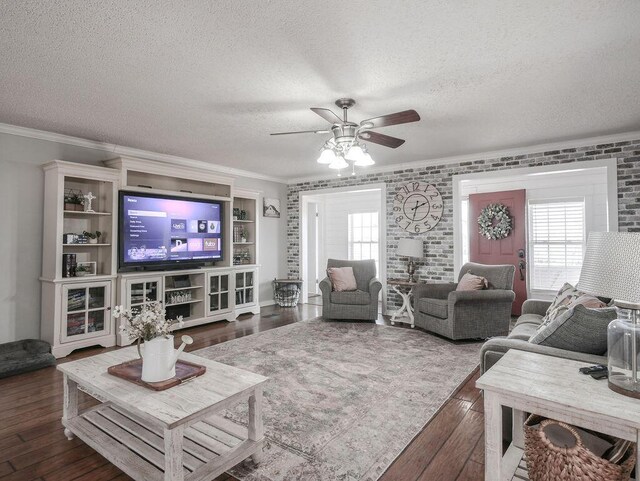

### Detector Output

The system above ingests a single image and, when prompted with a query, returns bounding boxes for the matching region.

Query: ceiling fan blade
[270,129,331,136]
[360,109,420,129]
[359,131,405,148]
[310,107,343,124]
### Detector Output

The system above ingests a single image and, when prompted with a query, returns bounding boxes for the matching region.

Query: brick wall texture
[287,139,640,309]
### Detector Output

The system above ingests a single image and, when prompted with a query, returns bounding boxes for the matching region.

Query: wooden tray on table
[107,358,206,391]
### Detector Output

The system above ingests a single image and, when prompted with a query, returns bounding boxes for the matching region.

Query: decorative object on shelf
[273,279,303,307]
[82,191,96,212]
[233,225,249,243]
[233,207,241,220]
[62,253,77,278]
[168,290,192,305]
[577,232,640,399]
[63,233,88,244]
[82,230,102,244]
[63,188,84,211]
[263,198,281,218]
[393,182,443,233]
[113,301,188,383]
[270,98,420,176]
[397,238,423,283]
[478,203,512,240]
[75,261,97,277]
[240,209,247,220]
[233,247,252,265]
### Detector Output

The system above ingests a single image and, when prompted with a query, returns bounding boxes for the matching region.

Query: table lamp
[397,238,423,283]
[577,232,640,398]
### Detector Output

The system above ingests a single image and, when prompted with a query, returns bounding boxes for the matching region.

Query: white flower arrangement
[478,203,513,240]
[113,301,184,343]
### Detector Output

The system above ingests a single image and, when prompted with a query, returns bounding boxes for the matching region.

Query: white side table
[387,278,418,328]
[477,350,640,481]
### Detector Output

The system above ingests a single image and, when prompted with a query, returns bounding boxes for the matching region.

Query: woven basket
[524,415,636,481]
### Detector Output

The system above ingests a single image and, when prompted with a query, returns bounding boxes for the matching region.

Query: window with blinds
[348,212,380,274]
[528,199,585,291]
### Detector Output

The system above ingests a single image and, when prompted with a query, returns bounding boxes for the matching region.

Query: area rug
[195,319,482,481]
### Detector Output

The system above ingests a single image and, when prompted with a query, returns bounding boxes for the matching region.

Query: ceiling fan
[271,98,420,175]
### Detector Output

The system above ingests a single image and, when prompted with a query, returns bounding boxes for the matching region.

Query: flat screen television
[118,191,223,271]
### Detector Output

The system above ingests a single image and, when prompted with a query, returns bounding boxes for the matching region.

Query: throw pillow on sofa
[540,282,586,326]
[456,272,488,291]
[529,304,617,355]
[327,267,358,292]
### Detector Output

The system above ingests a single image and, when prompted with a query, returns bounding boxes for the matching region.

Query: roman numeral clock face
[393,182,444,233]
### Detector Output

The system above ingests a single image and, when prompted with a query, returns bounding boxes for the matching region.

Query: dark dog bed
[0,339,56,378]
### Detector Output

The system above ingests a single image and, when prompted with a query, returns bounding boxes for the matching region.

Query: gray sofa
[319,259,382,321]
[481,299,607,373]
[412,262,516,340]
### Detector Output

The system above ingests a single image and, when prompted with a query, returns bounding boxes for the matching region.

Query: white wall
[0,132,287,343]
[319,189,382,270]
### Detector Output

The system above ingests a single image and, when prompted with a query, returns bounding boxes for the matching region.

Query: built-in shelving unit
[43,157,263,355]
[232,190,259,267]
[41,161,120,358]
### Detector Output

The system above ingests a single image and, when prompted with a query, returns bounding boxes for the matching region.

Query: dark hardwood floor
[0,303,485,481]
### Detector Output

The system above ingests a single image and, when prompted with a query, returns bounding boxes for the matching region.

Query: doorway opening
[299,184,387,310]
[453,158,618,303]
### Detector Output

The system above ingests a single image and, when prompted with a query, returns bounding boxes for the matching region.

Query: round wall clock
[393,182,444,233]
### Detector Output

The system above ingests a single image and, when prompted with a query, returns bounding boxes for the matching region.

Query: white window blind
[348,212,379,273]
[528,199,585,291]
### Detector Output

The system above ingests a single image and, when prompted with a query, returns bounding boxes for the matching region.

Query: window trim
[347,212,380,271]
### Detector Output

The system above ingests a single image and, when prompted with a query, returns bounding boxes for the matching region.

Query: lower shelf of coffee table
[63,402,260,481]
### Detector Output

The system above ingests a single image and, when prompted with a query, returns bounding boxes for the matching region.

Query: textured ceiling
[2,1,640,180]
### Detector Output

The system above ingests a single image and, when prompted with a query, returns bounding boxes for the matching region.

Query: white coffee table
[58,346,268,481]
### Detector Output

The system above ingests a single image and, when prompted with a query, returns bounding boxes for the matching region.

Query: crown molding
[0,122,287,184]
[286,130,640,184]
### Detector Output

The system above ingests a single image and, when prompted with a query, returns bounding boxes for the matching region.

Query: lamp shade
[397,238,423,258]
[577,232,640,306]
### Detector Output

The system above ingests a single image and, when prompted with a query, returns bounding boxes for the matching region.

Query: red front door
[469,189,527,315]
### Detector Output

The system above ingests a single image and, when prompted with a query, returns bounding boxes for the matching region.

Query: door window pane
[88,310,105,332]
[67,312,86,336]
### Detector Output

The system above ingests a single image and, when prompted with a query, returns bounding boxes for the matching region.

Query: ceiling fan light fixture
[328,155,348,170]
[345,144,365,162]
[317,148,336,164]
[355,151,375,167]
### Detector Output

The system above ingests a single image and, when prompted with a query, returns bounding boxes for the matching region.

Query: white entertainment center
[41,157,261,358]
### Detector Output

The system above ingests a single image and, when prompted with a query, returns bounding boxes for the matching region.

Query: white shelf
[233,242,254,245]
[233,219,254,223]
[164,285,203,292]
[63,243,111,247]
[165,299,203,307]
[64,210,112,216]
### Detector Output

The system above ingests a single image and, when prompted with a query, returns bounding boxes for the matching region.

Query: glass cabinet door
[235,269,257,307]
[62,281,111,341]
[209,273,230,314]
[127,278,160,314]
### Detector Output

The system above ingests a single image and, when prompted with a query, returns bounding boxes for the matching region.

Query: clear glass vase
[608,307,640,397]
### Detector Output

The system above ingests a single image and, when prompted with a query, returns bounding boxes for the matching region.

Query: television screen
[119,191,223,270]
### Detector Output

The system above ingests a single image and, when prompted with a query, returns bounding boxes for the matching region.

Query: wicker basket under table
[524,414,636,481]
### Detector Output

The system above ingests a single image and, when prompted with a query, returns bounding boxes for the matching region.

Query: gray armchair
[319,259,382,321]
[412,262,515,340]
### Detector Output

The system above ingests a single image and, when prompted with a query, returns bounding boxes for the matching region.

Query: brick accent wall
[287,139,640,309]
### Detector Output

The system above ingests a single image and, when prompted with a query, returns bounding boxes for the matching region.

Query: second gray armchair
[319,259,382,321]
[412,262,515,340]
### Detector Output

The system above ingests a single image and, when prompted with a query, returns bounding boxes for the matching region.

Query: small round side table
[387,278,418,328]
